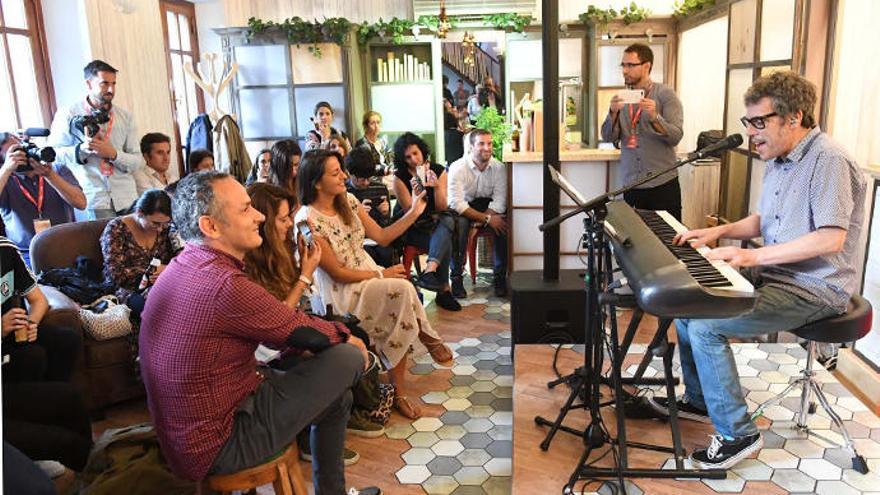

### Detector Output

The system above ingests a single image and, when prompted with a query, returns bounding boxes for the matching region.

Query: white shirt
[447,154,507,215]
[133,166,171,195]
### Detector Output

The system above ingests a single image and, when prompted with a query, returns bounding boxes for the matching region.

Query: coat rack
[183,52,238,122]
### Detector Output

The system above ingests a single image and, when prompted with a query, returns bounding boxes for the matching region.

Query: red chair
[402,245,428,277]
[466,225,495,284]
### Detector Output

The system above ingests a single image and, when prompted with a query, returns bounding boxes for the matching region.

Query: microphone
[689,134,743,160]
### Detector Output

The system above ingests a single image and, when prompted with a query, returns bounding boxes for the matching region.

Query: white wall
[195,0,224,58]
[41,0,91,108]
[677,16,728,152]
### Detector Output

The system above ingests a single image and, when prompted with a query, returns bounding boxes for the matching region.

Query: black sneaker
[647,396,712,424]
[435,291,462,311]
[451,277,467,299]
[690,433,763,470]
[493,278,508,298]
[416,271,443,292]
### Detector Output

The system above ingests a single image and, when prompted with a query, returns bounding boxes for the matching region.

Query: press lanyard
[13,175,45,218]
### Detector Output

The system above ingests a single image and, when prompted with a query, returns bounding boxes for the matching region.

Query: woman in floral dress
[295,149,453,419]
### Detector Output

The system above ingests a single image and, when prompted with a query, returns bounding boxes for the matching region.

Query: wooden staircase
[442,42,501,88]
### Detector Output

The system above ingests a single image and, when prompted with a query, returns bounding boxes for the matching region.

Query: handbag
[79,295,133,341]
[351,352,395,426]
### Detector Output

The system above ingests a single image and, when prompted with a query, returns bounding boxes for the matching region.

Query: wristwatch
[485,214,492,226]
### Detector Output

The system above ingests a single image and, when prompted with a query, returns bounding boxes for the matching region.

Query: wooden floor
[512,345,790,495]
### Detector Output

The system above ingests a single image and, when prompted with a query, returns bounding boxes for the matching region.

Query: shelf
[370,81,433,86]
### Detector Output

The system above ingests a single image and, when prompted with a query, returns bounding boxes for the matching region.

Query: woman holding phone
[392,132,460,311]
[295,149,453,419]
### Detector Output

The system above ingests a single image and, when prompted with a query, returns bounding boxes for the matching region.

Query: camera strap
[12,175,44,217]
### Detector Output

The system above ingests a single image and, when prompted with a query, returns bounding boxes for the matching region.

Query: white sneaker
[34,460,66,479]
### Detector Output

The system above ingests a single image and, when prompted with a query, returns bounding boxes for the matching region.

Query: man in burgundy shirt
[139,171,380,494]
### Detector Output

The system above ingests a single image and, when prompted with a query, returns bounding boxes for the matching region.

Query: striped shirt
[758,127,867,312]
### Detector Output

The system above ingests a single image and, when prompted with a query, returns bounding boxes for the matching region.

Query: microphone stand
[536,147,733,493]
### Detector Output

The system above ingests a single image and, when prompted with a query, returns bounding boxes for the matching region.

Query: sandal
[418,333,454,367]
[394,395,422,419]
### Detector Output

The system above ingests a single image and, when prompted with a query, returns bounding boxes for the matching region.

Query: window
[160,0,203,163]
[0,0,55,130]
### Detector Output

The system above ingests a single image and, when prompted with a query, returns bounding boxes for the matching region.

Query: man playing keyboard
[647,71,866,470]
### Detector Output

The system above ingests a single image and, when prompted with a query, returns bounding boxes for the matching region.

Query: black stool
[752,294,872,474]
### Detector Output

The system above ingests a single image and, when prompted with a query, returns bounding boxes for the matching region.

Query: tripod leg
[538,372,585,451]
[608,305,629,469]
[632,319,673,382]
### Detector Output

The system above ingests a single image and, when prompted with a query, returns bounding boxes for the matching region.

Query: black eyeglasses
[740,112,778,130]
[619,61,647,69]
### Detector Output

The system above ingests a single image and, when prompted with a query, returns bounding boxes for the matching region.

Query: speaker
[510,270,586,349]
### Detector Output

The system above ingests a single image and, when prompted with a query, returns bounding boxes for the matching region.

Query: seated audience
[268,139,302,199]
[0,133,86,265]
[305,102,348,151]
[392,133,461,311]
[354,111,387,169]
[100,189,179,316]
[1,237,81,384]
[326,134,351,159]
[443,99,465,165]
[447,129,509,298]
[138,171,378,494]
[346,147,395,268]
[187,148,214,173]
[295,149,453,419]
[246,147,272,185]
[133,132,172,194]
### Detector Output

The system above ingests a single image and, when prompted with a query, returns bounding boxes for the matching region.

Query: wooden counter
[503,147,621,163]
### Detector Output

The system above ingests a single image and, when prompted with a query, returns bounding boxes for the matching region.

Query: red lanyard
[13,175,44,217]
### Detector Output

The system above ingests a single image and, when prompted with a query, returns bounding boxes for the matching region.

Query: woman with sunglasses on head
[100,189,180,313]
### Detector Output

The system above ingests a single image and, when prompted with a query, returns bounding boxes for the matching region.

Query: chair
[751,294,872,474]
[401,244,428,277]
[203,443,308,495]
[30,219,144,413]
[466,225,494,284]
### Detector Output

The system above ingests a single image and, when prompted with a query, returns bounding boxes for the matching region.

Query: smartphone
[413,164,426,193]
[618,89,645,104]
[296,221,313,248]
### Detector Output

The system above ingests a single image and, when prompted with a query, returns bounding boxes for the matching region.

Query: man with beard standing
[49,60,143,219]
[601,43,684,220]
[447,129,508,297]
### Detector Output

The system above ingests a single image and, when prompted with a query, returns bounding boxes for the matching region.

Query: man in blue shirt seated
[647,71,866,470]
[0,132,86,265]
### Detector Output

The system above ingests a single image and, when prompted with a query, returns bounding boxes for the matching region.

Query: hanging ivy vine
[483,13,533,33]
[674,0,717,18]
[578,2,652,33]
[246,16,351,58]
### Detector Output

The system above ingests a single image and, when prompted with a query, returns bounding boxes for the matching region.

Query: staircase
[442,42,501,88]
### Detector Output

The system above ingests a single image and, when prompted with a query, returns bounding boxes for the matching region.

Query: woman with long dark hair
[268,139,302,200]
[295,149,453,419]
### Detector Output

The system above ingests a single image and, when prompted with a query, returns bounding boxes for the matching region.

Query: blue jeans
[449,202,508,285]
[405,213,458,286]
[675,284,838,439]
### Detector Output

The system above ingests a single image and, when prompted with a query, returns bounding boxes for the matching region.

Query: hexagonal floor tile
[481,476,512,495]
[427,456,464,476]
[466,405,496,418]
[485,440,512,457]
[450,485,487,494]
[836,396,870,413]
[437,424,468,440]
[446,386,476,399]
[443,398,473,411]
[423,391,451,405]
[468,392,497,406]
[463,418,494,433]
[598,480,643,495]
[452,365,478,376]
[815,480,862,495]
[491,386,513,399]
[413,417,445,432]
[731,458,773,481]
[771,468,817,492]
[432,440,466,457]
[493,375,514,387]
[490,398,513,411]
[842,467,880,491]
[422,475,460,495]
[758,448,800,468]
[483,457,511,476]
[783,438,826,459]
[488,425,512,441]
[456,448,491,467]
[472,370,497,381]
[799,458,843,480]
[401,447,437,465]
[453,466,490,486]
[460,432,493,449]
[441,411,471,425]
[489,411,513,426]
[701,470,746,493]
[408,431,441,448]
[385,422,416,439]
[471,380,496,393]
[450,375,477,387]
[396,464,432,484]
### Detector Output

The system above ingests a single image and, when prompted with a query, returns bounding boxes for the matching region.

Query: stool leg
[274,463,294,495]
[796,342,817,429]
[287,457,309,494]
[750,377,804,422]
[809,380,869,474]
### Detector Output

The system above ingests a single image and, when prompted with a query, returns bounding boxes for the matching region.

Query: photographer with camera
[48,60,143,219]
[345,147,396,268]
[0,132,86,265]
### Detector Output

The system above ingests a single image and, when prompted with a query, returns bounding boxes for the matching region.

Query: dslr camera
[71,109,110,139]
[9,128,55,172]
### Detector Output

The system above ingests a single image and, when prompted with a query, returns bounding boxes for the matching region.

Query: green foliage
[674,0,716,18]
[483,13,533,33]
[620,2,651,25]
[246,16,351,58]
[357,17,415,45]
[416,14,459,32]
[473,107,513,162]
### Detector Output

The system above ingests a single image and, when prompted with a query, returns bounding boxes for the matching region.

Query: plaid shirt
[139,243,349,480]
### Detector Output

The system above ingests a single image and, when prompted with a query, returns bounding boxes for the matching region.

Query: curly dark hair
[744,71,817,129]
[393,132,431,169]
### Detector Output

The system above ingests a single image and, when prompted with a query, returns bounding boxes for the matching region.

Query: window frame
[0,0,56,128]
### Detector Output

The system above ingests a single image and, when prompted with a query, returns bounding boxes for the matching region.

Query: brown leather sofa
[30,219,144,413]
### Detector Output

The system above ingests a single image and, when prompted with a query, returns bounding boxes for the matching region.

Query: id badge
[625,134,638,149]
[33,218,51,234]
[100,160,114,176]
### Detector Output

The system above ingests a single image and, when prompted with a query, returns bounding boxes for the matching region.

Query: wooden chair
[401,244,428,276]
[203,443,308,495]
[466,225,495,284]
